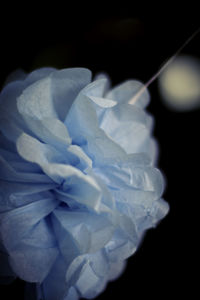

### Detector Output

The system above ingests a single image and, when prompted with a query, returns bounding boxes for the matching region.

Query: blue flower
[0,68,169,300]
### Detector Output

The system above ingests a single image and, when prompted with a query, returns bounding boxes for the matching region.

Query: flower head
[0,68,169,300]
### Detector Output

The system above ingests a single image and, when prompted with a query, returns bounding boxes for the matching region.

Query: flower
[0,68,169,300]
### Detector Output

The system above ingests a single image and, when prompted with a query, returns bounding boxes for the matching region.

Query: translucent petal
[0,132,18,154]
[16,133,70,182]
[65,91,128,165]
[106,80,150,108]
[107,260,126,281]
[0,241,16,281]
[71,251,109,299]
[100,103,154,155]
[52,211,84,262]
[42,254,69,300]
[105,231,137,262]
[53,208,115,254]
[81,78,109,98]
[8,239,58,282]
[0,81,27,131]
[0,201,59,282]
[51,68,92,121]
[64,287,79,300]
[24,67,56,86]
[0,197,58,251]
[17,77,58,120]
[0,117,23,143]
[0,180,56,213]
[17,116,72,150]
[75,261,102,298]
[68,144,92,169]
[4,69,27,85]
[0,154,52,183]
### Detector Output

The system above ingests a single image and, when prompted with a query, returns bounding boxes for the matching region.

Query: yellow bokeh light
[159,55,200,111]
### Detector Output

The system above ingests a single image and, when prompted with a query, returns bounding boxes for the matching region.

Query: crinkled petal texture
[0,68,169,300]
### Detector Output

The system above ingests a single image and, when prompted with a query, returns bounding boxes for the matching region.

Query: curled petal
[106,80,150,108]
[17,77,58,120]
[51,68,92,121]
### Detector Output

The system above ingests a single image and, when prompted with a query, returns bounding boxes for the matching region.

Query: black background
[0,4,199,300]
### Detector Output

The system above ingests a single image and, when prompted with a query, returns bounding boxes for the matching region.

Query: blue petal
[0,197,58,251]
[16,133,71,182]
[65,91,127,165]
[0,198,59,282]
[0,117,23,143]
[0,132,18,153]
[67,145,92,170]
[66,251,109,299]
[0,241,16,282]
[24,67,56,86]
[0,81,28,132]
[9,245,58,282]
[17,77,58,120]
[105,238,136,262]
[4,69,26,85]
[53,208,115,254]
[16,116,72,150]
[42,254,69,300]
[100,103,154,156]
[107,260,126,281]
[106,80,150,108]
[51,68,92,121]
[0,180,56,213]
[0,155,53,183]
[64,287,79,300]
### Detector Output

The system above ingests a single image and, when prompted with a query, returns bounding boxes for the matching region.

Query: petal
[0,81,28,131]
[0,117,23,143]
[51,68,92,121]
[4,69,27,85]
[42,254,69,300]
[0,241,16,281]
[0,198,59,282]
[107,260,126,281]
[65,78,110,140]
[0,180,56,213]
[147,198,170,226]
[106,238,136,262]
[66,251,109,299]
[65,86,127,165]
[65,92,99,145]
[53,208,115,254]
[24,67,56,86]
[60,166,101,211]
[52,210,84,263]
[9,244,58,282]
[0,197,58,251]
[68,145,92,169]
[75,260,104,298]
[100,103,154,155]
[16,116,72,150]
[81,78,109,98]
[8,216,59,282]
[0,154,53,183]
[64,287,79,300]
[16,133,70,182]
[106,79,150,108]
[0,132,17,154]
[17,77,58,120]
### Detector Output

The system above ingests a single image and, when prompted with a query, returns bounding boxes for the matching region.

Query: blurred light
[159,55,200,111]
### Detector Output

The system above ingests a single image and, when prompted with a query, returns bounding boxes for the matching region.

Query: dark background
[0,5,199,299]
